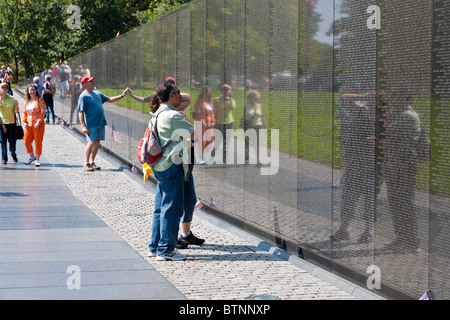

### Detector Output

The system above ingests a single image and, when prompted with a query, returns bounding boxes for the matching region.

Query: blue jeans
[150,164,186,255]
[150,164,197,255]
[46,102,55,124]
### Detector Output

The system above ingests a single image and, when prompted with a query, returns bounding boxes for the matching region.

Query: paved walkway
[0,90,382,300]
[0,141,184,300]
[40,85,433,299]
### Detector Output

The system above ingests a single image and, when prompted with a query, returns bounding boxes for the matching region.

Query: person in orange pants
[23,84,46,167]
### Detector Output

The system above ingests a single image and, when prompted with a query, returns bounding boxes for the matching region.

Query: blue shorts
[86,126,105,142]
[60,80,69,90]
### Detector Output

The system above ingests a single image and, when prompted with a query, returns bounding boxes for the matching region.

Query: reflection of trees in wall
[332,0,378,93]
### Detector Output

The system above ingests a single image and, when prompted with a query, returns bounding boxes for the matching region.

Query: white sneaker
[147,251,157,257]
[156,250,187,261]
[25,156,36,165]
[35,160,40,167]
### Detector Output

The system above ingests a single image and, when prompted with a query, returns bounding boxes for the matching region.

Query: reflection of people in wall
[331,92,377,244]
[213,84,236,162]
[240,90,266,165]
[83,64,91,77]
[383,88,422,253]
[373,90,390,195]
[192,86,215,164]
[336,94,363,160]
[127,85,191,113]
[69,75,83,124]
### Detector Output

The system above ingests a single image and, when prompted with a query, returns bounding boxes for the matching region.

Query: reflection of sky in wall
[313,0,344,45]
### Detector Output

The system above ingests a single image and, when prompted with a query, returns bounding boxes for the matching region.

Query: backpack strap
[150,105,172,147]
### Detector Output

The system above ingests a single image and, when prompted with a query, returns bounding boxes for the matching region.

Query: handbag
[14,113,24,140]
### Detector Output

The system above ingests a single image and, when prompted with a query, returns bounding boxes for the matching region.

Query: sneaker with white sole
[35,160,40,167]
[25,156,36,165]
[156,250,187,261]
[147,251,157,257]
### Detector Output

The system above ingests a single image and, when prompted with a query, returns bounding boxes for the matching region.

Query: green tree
[134,0,194,24]
[0,0,84,79]
[0,0,154,80]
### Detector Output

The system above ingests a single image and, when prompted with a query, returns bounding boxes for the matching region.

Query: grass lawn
[100,85,441,193]
[101,86,339,162]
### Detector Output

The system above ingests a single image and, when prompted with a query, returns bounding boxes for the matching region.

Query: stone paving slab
[0,134,185,300]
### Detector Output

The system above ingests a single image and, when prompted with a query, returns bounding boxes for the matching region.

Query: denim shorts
[86,126,105,142]
[60,80,69,90]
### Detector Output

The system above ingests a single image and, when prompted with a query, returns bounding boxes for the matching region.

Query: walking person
[149,80,196,261]
[33,77,45,96]
[0,66,6,81]
[77,76,127,172]
[0,83,20,164]
[23,84,46,167]
[42,75,56,124]
[4,71,13,95]
[0,118,5,135]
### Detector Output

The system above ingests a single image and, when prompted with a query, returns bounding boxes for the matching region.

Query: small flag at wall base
[210,197,216,209]
[419,289,438,300]
[195,198,203,210]
[112,123,122,143]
